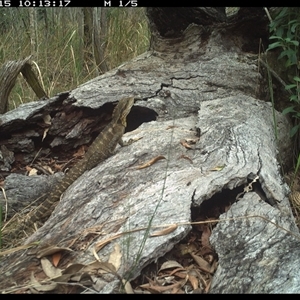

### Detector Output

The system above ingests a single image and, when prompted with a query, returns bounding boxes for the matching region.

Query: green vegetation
[266,8,300,220]
[0,7,150,111]
[267,7,300,138]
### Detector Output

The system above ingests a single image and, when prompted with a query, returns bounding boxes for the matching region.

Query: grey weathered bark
[94,8,109,74]
[0,7,299,294]
[83,7,93,48]
[29,8,37,57]
[21,62,49,100]
[82,7,94,73]
[0,56,47,114]
[0,57,30,113]
[82,8,109,75]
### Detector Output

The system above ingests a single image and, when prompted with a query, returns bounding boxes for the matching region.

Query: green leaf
[276,7,289,19]
[282,106,295,115]
[291,22,300,33]
[285,84,297,90]
[290,124,300,137]
[290,40,299,47]
[293,76,300,82]
[290,95,299,102]
[285,37,292,43]
[267,41,283,51]
[288,19,299,25]
[269,35,282,40]
[278,49,292,60]
[275,26,284,38]
[286,30,295,40]
[285,54,298,67]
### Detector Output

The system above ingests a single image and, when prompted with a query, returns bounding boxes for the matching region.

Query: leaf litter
[131,221,218,294]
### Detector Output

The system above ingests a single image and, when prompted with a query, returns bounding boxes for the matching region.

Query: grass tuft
[0,7,149,110]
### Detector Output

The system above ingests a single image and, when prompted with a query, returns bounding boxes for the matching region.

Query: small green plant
[267,7,300,137]
[283,78,300,136]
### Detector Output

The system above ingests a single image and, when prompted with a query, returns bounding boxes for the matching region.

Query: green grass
[0,7,150,111]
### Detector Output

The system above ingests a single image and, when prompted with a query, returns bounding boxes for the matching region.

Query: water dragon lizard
[3,96,135,241]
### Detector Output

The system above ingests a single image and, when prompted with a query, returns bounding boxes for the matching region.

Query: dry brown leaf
[30,272,57,292]
[185,138,198,144]
[158,276,175,284]
[43,114,52,125]
[151,224,178,237]
[29,168,38,176]
[136,155,166,169]
[63,263,85,274]
[166,125,177,130]
[99,261,117,274]
[190,253,213,274]
[125,136,143,145]
[188,274,199,290]
[41,114,51,141]
[210,259,219,273]
[139,276,158,290]
[161,279,187,293]
[73,145,86,158]
[141,280,185,293]
[170,270,187,278]
[201,225,212,249]
[0,242,38,257]
[94,232,122,253]
[180,139,193,149]
[179,154,193,164]
[70,272,93,284]
[25,165,37,176]
[92,246,101,261]
[123,279,135,294]
[52,252,62,267]
[159,260,184,273]
[81,261,102,273]
[40,257,62,278]
[51,263,93,285]
[51,274,73,283]
[81,260,118,276]
[36,245,73,258]
[108,244,122,271]
[42,128,49,142]
[53,163,64,172]
[205,278,212,293]
[43,165,55,175]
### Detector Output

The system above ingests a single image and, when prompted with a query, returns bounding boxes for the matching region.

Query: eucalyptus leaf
[267,42,283,50]
[282,106,295,115]
[285,84,297,90]
[290,124,300,137]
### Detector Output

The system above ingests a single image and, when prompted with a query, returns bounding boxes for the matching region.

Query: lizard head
[112,97,135,127]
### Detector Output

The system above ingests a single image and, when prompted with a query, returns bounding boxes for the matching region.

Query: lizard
[3,96,135,240]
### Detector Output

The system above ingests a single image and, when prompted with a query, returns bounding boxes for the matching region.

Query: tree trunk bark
[94,7,109,74]
[0,56,47,114]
